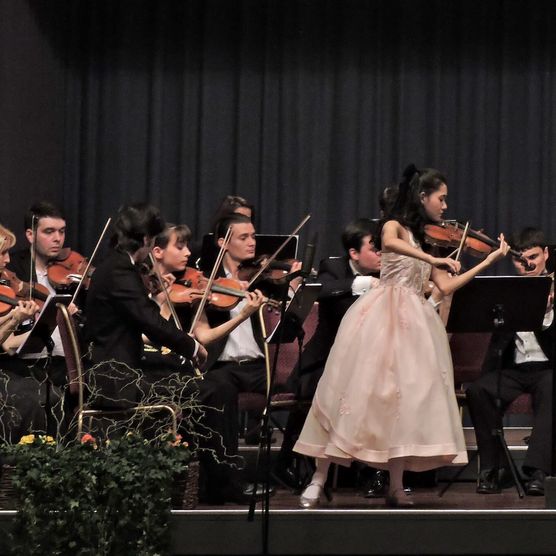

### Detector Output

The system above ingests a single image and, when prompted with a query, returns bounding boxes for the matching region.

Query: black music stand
[17,294,72,433]
[439,276,551,498]
[247,281,321,552]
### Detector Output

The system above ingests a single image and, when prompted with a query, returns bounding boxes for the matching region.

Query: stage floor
[170,482,555,556]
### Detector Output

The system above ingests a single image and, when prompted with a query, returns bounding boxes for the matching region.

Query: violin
[237,256,296,285]
[0,269,49,307]
[424,221,535,271]
[0,283,20,317]
[47,248,94,291]
[170,267,280,311]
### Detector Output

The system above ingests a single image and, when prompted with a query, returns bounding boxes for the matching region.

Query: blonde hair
[0,224,16,252]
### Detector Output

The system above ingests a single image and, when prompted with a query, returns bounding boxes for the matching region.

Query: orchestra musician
[466,227,555,496]
[0,224,52,441]
[84,203,206,408]
[293,165,509,508]
[147,223,268,503]
[6,202,78,388]
[273,218,382,489]
[202,213,301,444]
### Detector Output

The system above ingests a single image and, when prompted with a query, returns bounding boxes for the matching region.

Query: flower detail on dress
[338,394,351,415]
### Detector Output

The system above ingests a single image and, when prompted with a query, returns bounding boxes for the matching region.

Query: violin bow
[29,215,38,303]
[453,221,470,263]
[70,218,112,305]
[147,252,182,331]
[246,213,311,288]
[188,225,233,334]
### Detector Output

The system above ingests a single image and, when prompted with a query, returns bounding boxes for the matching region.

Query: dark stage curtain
[4,0,556,262]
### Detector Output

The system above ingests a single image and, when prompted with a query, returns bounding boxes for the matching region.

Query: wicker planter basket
[172,460,199,509]
[0,465,16,510]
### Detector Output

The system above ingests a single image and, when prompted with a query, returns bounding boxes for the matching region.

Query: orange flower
[81,433,97,446]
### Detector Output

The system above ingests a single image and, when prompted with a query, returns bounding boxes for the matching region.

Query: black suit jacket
[298,256,363,376]
[85,250,197,404]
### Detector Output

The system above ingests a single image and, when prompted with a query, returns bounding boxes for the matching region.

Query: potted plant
[1,431,195,555]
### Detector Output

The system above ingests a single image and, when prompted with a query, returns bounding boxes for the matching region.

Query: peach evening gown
[294,231,467,471]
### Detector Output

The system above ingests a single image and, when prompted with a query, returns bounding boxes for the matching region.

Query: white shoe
[299,482,332,508]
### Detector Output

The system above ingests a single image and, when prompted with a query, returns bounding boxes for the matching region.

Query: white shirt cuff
[352,276,378,296]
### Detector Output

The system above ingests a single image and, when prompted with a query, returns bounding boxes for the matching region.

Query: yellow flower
[19,434,36,445]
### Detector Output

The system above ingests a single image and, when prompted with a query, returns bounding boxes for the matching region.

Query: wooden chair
[55,303,178,438]
[238,302,319,436]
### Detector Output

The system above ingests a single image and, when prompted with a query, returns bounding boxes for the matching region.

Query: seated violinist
[466,227,554,496]
[6,201,78,388]
[0,224,54,441]
[147,223,268,503]
[202,213,301,443]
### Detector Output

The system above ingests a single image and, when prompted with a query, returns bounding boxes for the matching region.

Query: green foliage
[3,433,191,555]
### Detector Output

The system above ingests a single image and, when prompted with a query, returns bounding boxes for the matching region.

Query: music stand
[266,283,322,344]
[17,294,72,433]
[440,276,551,498]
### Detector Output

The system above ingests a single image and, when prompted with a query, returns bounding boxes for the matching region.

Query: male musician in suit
[273,218,382,490]
[466,227,554,496]
[6,201,78,388]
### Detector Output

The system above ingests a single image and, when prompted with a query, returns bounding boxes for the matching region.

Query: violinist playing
[147,223,268,504]
[466,227,555,497]
[0,224,55,441]
[204,213,302,445]
[6,202,79,388]
[293,164,510,509]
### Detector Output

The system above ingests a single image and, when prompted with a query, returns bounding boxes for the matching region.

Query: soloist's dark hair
[154,224,192,249]
[24,201,65,230]
[376,164,447,251]
[111,203,165,253]
[214,213,252,243]
[510,227,547,252]
[341,218,377,253]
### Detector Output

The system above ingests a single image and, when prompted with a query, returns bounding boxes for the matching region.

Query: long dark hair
[376,164,446,251]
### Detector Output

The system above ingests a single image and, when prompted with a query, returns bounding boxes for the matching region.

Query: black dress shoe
[363,470,389,498]
[526,470,546,496]
[476,469,501,494]
[242,482,276,498]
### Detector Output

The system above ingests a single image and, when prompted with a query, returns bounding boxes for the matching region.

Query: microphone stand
[247,270,314,554]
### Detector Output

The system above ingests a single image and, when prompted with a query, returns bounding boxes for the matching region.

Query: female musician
[0,224,49,442]
[294,165,510,508]
[146,223,268,504]
[150,224,265,344]
[0,225,40,349]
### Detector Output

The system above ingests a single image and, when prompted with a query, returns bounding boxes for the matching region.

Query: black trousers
[140,352,243,490]
[207,359,268,396]
[466,363,552,474]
